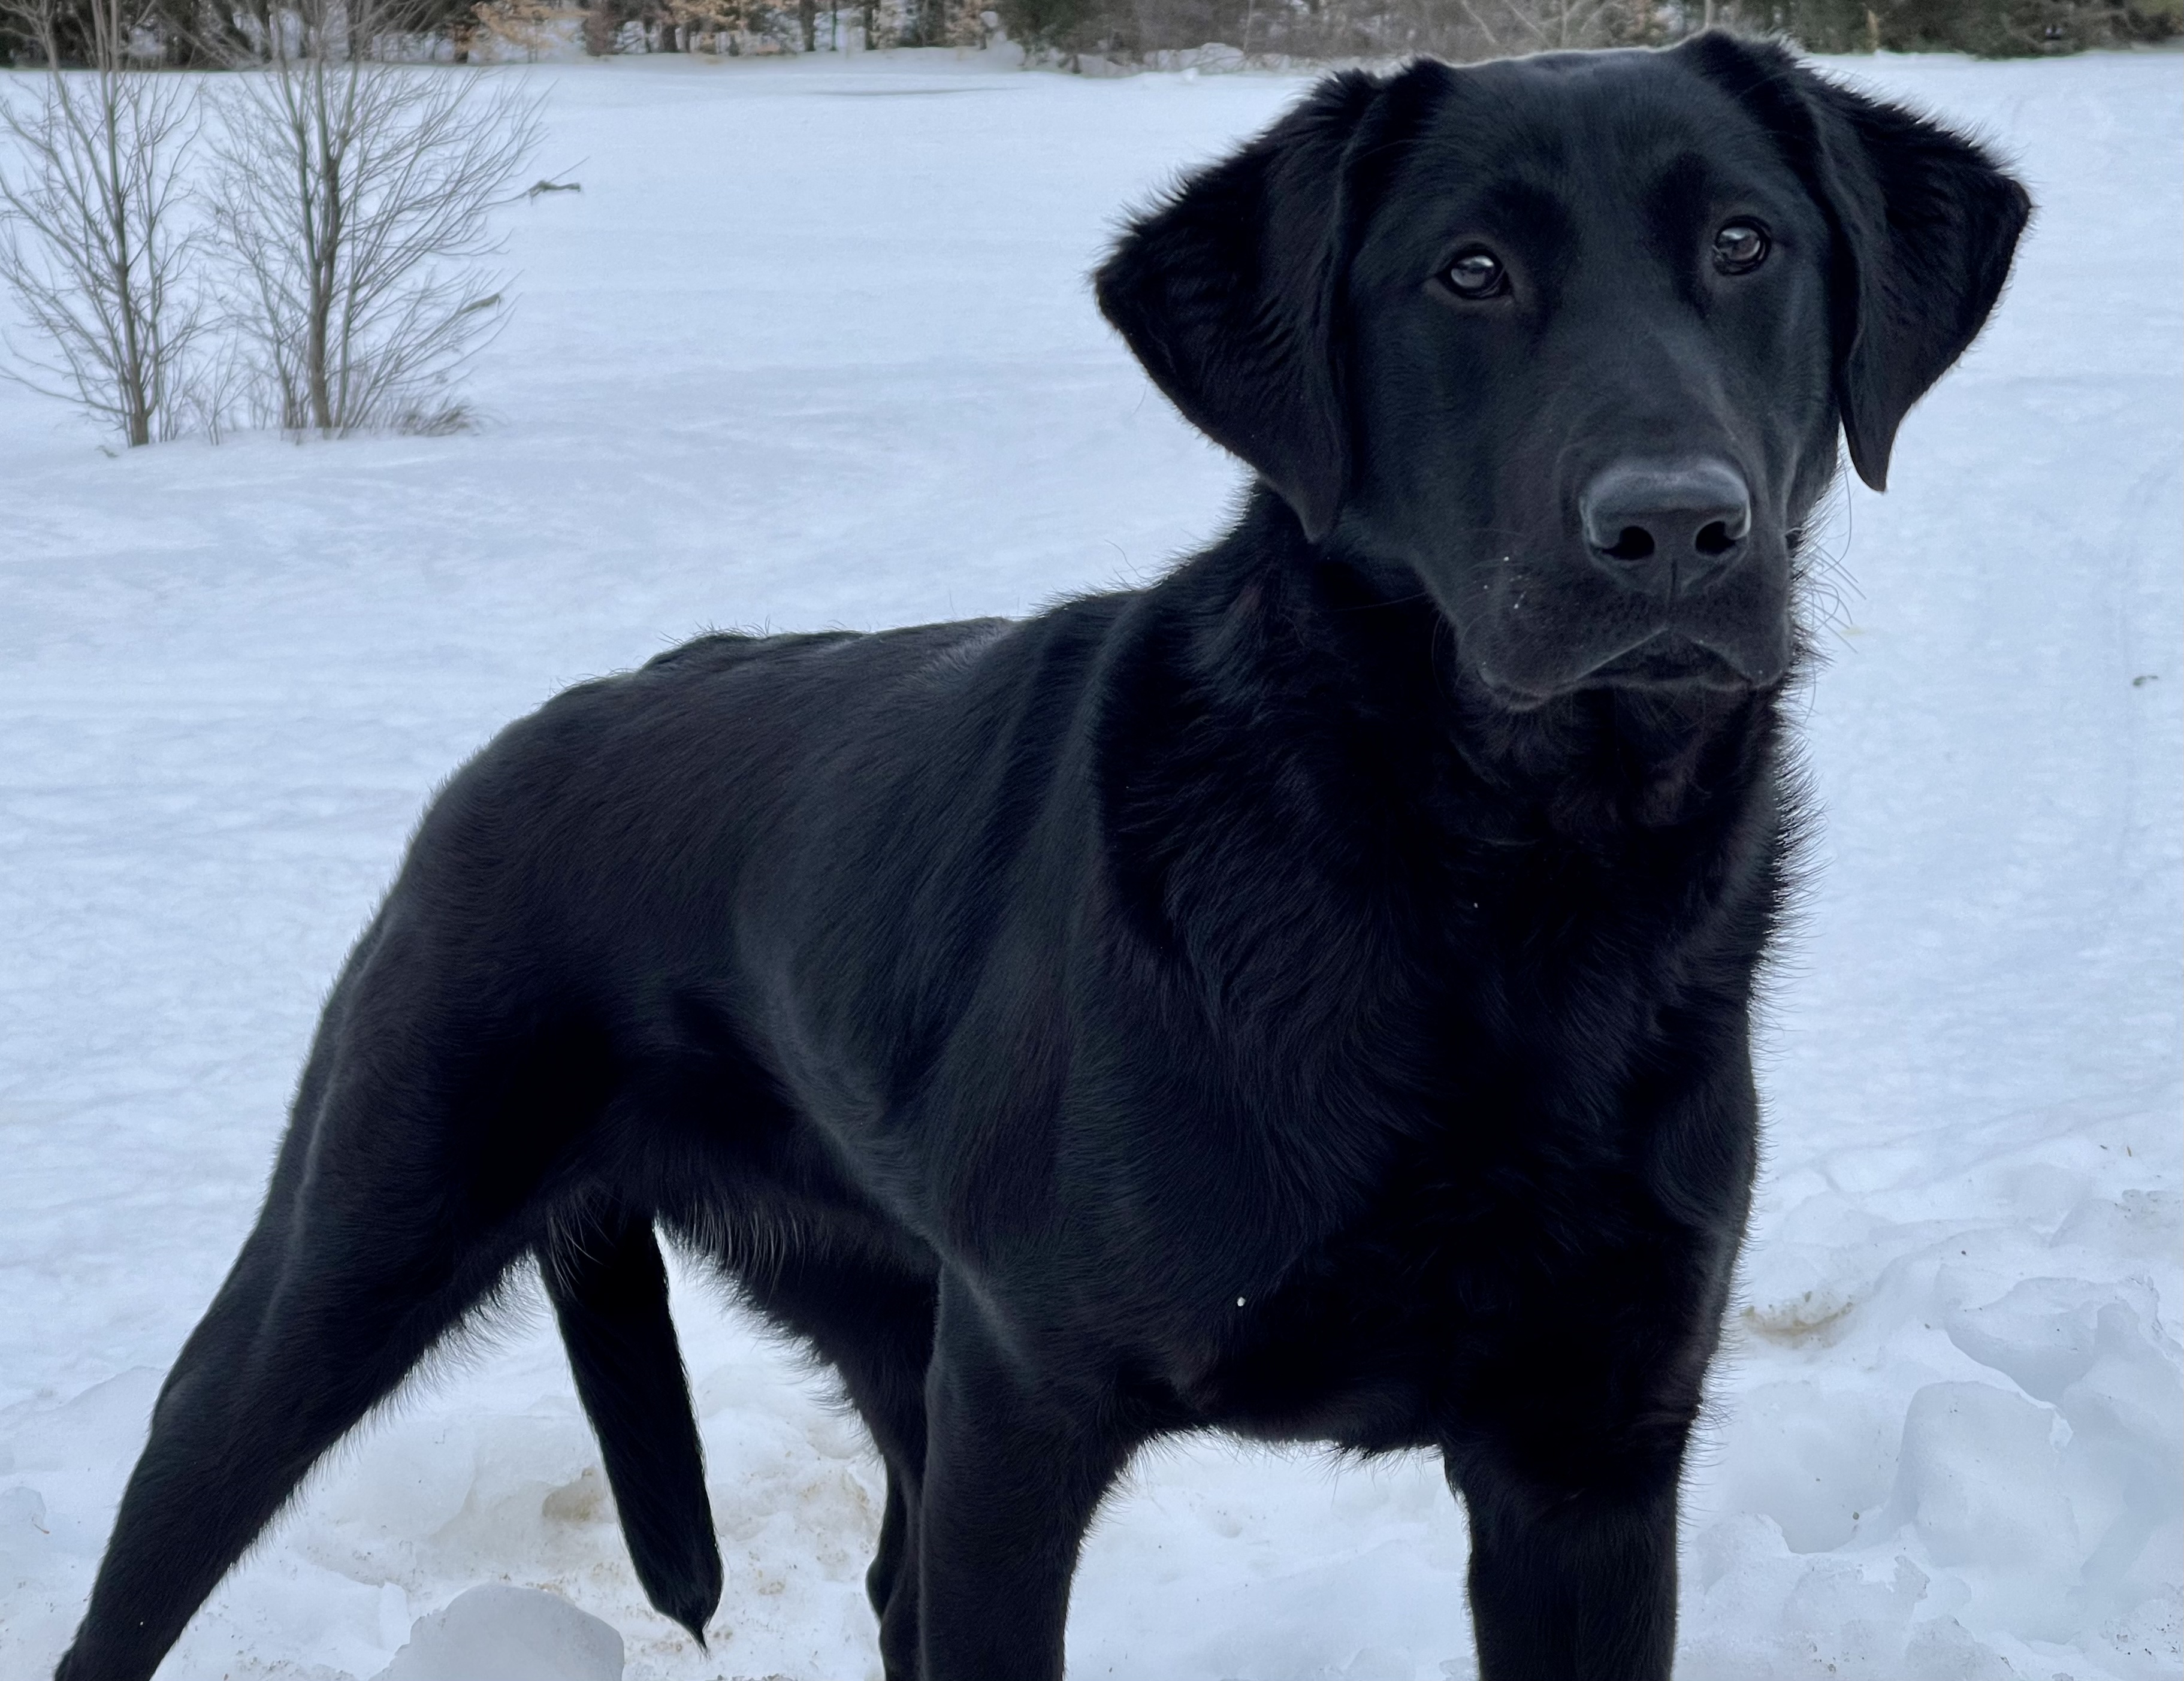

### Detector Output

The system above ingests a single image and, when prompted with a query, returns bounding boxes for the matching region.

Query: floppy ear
[1682,34,2031,491]
[1094,71,1388,542]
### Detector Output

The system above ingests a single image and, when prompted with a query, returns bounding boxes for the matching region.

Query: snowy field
[1,43,2179,1681]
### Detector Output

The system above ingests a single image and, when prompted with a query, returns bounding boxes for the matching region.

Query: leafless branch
[0,0,209,445]
[209,0,542,436]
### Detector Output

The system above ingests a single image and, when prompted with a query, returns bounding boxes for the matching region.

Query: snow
[0,43,2178,1681]
[374,1585,623,1681]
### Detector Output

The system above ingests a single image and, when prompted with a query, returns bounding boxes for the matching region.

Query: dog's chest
[1180,1131,1679,1452]
[1115,772,1775,1449]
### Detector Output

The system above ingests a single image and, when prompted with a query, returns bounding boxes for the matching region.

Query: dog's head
[1096,37,2029,707]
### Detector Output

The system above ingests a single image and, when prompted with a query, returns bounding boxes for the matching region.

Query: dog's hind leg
[540,1207,721,1643]
[57,937,606,1681]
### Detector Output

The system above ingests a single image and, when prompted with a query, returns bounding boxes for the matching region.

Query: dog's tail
[541,1208,722,1644]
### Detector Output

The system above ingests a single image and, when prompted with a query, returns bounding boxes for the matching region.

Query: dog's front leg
[1444,1435,1684,1681]
[914,1273,1137,1680]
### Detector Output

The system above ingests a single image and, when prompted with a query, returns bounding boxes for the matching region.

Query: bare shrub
[0,0,207,445]
[210,1,542,436]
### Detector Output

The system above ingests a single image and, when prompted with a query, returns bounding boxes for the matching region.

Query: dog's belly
[1189,1326,1454,1453]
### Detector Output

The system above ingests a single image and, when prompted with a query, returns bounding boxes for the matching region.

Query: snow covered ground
[0,43,2177,1681]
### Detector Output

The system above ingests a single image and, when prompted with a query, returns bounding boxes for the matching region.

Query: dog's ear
[1682,34,2031,491]
[1095,71,1388,542]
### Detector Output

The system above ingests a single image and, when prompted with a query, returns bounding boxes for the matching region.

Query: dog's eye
[1712,222,1769,275]
[1443,249,1506,298]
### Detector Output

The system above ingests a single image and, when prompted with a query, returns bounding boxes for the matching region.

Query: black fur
[541,1208,721,1641]
[58,34,2025,1681]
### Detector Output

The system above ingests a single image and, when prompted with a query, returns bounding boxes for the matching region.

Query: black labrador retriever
[58,32,2026,1681]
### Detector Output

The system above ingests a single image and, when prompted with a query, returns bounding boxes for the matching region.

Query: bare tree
[0,0,207,446]
[210,0,542,436]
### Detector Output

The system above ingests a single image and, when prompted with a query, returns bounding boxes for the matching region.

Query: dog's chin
[1477,630,1783,709]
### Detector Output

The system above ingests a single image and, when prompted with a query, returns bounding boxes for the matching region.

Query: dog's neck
[1165,487,1791,850]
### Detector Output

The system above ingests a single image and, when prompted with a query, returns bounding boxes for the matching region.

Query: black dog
[58,34,2025,1681]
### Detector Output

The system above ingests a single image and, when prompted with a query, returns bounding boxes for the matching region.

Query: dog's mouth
[1476,630,1776,709]
[1576,631,1760,694]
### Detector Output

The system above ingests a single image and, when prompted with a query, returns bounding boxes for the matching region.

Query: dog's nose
[1579,460,1753,598]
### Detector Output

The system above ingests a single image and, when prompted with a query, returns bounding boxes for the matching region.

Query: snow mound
[372,1585,623,1681]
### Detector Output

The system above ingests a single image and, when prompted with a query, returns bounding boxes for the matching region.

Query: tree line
[5,0,2174,65]
[997,0,2176,62]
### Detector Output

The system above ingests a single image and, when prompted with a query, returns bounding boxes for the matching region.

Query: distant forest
[4,0,2174,76]
[998,0,2179,61]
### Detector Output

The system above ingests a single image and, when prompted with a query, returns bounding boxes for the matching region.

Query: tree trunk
[799,0,816,46]
[95,69,152,445]
[306,69,343,434]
